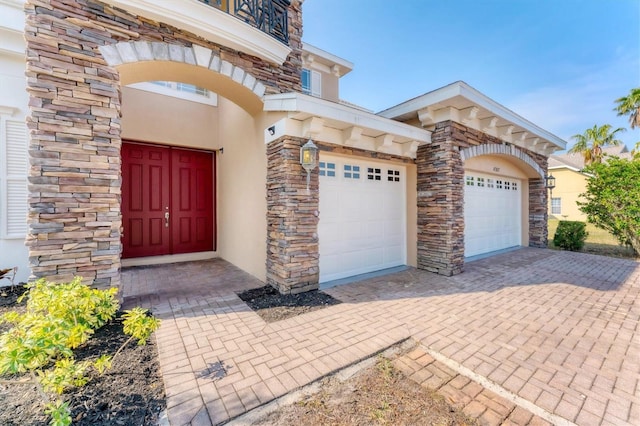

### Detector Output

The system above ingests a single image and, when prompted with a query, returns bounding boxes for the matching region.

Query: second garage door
[318,155,406,282]
[464,172,522,257]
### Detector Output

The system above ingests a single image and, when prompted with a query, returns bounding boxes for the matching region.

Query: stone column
[416,122,465,276]
[25,0,122,288]
[266,137,320,294]
[528,177,548,248]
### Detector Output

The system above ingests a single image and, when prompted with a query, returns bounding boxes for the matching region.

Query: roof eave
[378,81,567,155]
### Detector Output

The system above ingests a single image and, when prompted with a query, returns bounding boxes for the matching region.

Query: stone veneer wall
[527,178,548,248]
[317,142,415,164]
[417,120,548,275]
[416,131,465,276]
[266,137,319,294]
[25,0,303,288]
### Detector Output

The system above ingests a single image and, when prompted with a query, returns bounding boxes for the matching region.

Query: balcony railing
[199,0,290,45]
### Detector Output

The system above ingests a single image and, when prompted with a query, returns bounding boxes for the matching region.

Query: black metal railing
[199,0,290,45]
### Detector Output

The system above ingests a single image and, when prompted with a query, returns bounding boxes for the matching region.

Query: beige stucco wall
[121,87,220,149]
[464,155,534,247]
[405,162,418,267]
[548,168,587,221]
[321,70,339,102]
[120,86,270,282]
[216,97,268,282]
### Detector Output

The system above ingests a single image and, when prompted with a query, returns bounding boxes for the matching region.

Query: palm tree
[569,124,626,165]
[615,88,640,129]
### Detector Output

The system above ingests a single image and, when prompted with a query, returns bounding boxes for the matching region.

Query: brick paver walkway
[394,346,552,425]
[121,248,640,425]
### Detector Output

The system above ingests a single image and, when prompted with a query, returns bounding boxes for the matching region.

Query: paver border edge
[225,338,415,426]
[420,344,577,426]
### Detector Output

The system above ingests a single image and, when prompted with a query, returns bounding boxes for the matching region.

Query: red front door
[171,148,215,254]
[121,142,215,258]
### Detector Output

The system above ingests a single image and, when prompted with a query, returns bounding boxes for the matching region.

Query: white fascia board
[0,106,19,116]
[378,82,466,119]
[302,42,354,74]
[0,0,24,10]
[0,0,25,33]
[548,165,581,172]
[0,28,25,57]
[264,93,431,143]
[379,81,567,150]
[101,0,291,64]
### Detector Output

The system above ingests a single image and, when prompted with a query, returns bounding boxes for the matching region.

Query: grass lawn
[548,219,637,259]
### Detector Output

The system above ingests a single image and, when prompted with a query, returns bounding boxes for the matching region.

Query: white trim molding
[121,251,217,268]
[302,42,354,77]
[263,92,431,159]
[460,144,545,178]
[100,0,291,64]
[379,81,567,155]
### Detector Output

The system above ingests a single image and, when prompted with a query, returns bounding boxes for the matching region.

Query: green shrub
[0,277,160,425]
[553,221,588,251]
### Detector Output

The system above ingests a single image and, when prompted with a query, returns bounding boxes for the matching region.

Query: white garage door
[319,155,406,282]
[464,172,522,257]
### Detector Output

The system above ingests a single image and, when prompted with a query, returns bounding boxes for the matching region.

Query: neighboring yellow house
[548,145,632,221]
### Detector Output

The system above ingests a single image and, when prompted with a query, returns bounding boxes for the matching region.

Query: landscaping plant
[0,277,160,426]
[553,221,588,251]
[579,156,640,256]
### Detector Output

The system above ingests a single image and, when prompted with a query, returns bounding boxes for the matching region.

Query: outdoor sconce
[300,139,318,192]
[545,174,556,198]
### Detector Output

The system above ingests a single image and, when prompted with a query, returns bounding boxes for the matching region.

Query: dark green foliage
[0,278,160,425]
[553,221,588,251]
[579,157,640,255]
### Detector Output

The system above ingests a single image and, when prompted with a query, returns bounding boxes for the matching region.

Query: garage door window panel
[319,161,336,177]
[367,167,382,181]
[387,169,400,182]
[343,164,360,179]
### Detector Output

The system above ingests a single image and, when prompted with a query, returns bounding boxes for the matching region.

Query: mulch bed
[0,285,166,426]
[237,285,342,323]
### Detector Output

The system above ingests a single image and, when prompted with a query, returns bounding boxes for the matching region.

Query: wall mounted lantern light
[545,174,556,198]
[300,139,318,192]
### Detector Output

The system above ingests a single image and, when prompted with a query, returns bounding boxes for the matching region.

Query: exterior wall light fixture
[545,174,556,198]
[300,139,318,192]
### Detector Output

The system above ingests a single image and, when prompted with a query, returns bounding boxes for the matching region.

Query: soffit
[263,93,431,159]
[378,81,567,157]
[302,42,354,77]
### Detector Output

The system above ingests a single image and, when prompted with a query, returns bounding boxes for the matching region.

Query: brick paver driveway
[122,248,640,425]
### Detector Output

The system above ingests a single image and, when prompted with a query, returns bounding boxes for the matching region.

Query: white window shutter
[311,70,322,97]
[4,120,28,237]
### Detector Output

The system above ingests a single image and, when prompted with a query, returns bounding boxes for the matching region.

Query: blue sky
[302,0,640,151]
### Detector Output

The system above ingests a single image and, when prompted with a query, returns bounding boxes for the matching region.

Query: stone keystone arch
[99,41,267,113]
[459,144,545,178]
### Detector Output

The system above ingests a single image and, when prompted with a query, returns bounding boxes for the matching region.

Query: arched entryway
[461,145,545,258]
[105,42,271,281]
[24,0,301,289]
